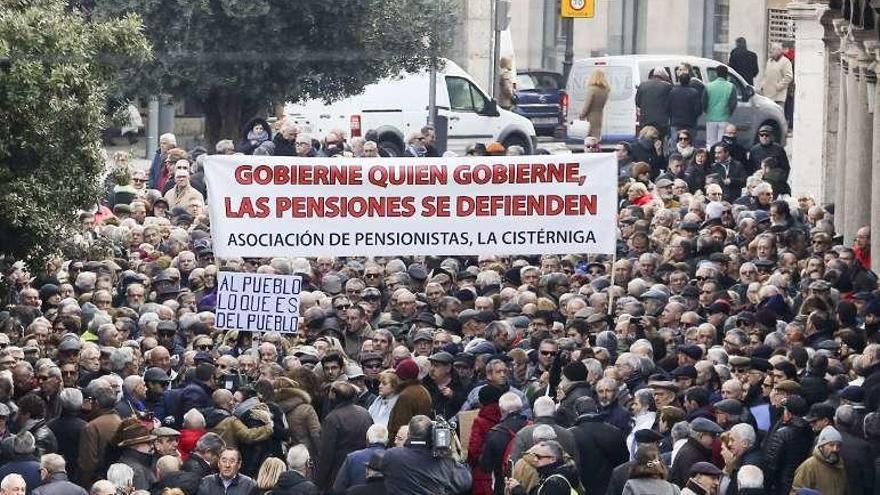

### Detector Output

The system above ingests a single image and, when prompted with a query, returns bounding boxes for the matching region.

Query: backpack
[493,420,532,478]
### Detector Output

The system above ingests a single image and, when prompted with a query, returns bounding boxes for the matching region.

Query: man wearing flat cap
[670,417,722,487]
[682,461,723,495]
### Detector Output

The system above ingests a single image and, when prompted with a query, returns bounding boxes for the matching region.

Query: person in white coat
[761,43,793,107]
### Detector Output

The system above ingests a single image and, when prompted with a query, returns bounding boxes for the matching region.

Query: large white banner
[215,272,301,333]
[204,154,617,258]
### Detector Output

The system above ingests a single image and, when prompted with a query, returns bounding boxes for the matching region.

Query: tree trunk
[203,92,263,151]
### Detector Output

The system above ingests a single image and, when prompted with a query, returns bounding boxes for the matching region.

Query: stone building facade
[787,0,879,272]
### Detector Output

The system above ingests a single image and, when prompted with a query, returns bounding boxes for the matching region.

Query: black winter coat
[273,134,296,156]
[729,47,759,85]
[316,402,373,490]
[382,444,473,495]
[46,413,85,479]
[670,437,712,487]
[239,401,286,477]
[840,429,874,495]
[747,142,789,176]
[555,381,593,427]
[481,413,530,494]
[181,453,213,479]
[862,361,880,412]
[669,85,703,128]
[762,417,813,495]
[344,478,386,495]
[606,460,635,495]
[568,414,629,495]
[635,78,673,129]
[269,471,318,495]
[709,158,748,202]
[152,470,201,495]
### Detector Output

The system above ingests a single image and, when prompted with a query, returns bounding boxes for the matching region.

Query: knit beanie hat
[395,358,420,381]
[815,425,842,448]
[478,384,505,405]
[562,361,588,382]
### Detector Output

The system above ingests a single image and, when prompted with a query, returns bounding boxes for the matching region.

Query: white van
[565,55,787,149]
[284,59,537,156]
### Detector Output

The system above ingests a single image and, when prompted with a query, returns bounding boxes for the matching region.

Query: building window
[713,0,730,61]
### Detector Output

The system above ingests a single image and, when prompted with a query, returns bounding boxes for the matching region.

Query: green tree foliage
[94,0,458,146]
[0,0,151,264]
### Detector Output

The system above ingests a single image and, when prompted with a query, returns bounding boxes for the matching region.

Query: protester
[3,112,880,495]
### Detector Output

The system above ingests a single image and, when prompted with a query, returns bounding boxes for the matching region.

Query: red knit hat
[395,358,420,381]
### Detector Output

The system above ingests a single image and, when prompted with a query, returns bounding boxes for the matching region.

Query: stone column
[788,2,830,200]
[833,19,849,233]
[843,41,874,244]
[871,45,880,274]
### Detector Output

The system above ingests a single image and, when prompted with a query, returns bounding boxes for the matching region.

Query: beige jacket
[761,56,793,102]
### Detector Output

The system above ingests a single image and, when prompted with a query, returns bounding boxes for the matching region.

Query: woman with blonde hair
[368,370,400,428]
[579,69,611,139]
[253,457,287,495]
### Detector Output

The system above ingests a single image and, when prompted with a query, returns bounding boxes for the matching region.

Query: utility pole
[493,0,511,99]
[562,16,574,82]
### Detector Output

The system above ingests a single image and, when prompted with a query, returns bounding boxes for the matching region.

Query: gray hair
[107,463,134,488]
[183,408,205,429]
[122,376,143,396]
[90,480,115,495]
[671,421,691,442]
[533,396,556,418]
[535,440,564,461]
[86,379,117,410]
[532,424,557,442]
[40,453,66,474]
[195,432,225,455]
[499,392,523,415]
[286,444,310,472]
[633,388,655,410]
[730,423,756,448]
[835,404,856,428]
[366,424,389,444]
[59,388,83,413]
[737,465,764,489]
[1,474,26,491]
[155,455,181,477]
[110,347,134,373]
[215,139,234,154]
[484,321,515,342]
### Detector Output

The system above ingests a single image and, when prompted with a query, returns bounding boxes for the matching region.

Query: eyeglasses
[759,133,771,137]
[365,273,381,278]
[196,344,212,351]
[701,290,714,295]
[540,350,557,356]
[334,304,352,311]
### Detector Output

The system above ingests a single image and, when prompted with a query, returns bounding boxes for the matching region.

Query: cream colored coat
[761,55,793,102]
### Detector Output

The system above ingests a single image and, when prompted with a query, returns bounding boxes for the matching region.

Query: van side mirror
[744,85,755,99]
[482,100,500,117]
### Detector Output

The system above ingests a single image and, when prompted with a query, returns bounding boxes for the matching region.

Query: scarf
[676,144,695,160]
[247,129,269,143]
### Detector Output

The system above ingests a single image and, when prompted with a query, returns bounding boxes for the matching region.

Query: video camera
[430,415,456,458]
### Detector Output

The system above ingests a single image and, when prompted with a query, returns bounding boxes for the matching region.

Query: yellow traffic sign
[561,0,595,18]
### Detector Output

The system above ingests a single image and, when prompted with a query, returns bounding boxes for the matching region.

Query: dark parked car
[514,70,567,136]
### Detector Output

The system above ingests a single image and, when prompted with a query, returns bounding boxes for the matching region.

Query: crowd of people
[0,98,878,495]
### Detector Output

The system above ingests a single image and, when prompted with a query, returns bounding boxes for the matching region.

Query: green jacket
[703,78,738,122]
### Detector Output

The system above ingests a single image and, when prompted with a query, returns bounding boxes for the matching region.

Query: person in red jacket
[467,384,505,495]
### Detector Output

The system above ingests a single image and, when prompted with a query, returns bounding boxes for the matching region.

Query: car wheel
[503,134,530,154]
[378,138,402,157]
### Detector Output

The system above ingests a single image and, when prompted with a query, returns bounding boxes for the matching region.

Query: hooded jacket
[234,398,284,477]
[791,447,847,495]
[274,387,321,459]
